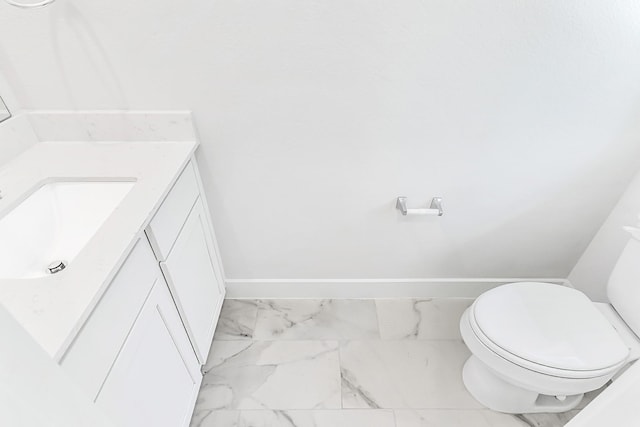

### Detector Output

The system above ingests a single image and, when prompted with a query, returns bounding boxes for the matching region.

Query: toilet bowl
[460,229,640,414]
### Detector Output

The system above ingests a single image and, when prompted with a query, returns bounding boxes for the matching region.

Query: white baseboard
[224,278,572,299]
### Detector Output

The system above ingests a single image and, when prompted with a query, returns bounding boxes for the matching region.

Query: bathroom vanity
[60,159,224,427]
[0,113,225,427]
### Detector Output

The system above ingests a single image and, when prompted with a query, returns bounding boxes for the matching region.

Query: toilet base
[462,355,584,414]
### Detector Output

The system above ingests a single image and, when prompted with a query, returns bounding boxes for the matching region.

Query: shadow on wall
[0,1,128,109]
[0,40,27,111]
[50,3,128,108]
[445,102,640,279]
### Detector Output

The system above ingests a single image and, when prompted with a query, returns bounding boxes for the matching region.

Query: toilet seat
[469,282,629,379]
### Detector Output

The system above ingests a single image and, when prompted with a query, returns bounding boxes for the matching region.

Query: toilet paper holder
[396,196,443,216]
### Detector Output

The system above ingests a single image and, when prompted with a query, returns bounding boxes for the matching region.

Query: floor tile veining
[341,340,479,409]
[201,340,341,410]
[253,299,380,340]
[212,300,260,341]
[191,298,599,427]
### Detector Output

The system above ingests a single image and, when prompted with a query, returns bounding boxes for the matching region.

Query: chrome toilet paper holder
[396,196,443,216]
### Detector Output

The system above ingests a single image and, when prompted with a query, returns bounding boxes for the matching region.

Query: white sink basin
[0,181,135,279]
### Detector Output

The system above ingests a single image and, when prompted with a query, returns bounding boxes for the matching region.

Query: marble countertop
[0,113,198,360]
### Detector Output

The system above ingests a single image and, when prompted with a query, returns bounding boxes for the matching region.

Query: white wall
[1,1,640,282]
[569,169,640,302]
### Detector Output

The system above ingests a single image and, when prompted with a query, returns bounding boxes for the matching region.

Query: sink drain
[47,260,67,274]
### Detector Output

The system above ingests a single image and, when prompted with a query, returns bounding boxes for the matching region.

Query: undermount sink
[0,180,135,279]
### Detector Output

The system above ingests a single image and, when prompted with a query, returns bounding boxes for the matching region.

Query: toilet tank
[607,234,640,337]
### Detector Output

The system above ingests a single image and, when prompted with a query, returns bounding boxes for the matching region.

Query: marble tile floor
[190,299,605,427]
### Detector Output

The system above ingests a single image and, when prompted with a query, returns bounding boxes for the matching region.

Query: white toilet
[460,228,640,414]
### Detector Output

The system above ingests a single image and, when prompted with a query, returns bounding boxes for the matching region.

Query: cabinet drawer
[60,239,158,400]
[146,161,199,260]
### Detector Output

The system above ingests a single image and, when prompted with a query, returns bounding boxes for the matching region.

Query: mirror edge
[0,96,11,124]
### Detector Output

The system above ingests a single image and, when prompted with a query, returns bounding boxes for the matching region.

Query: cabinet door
[61,239,158,400]
[96,278,201,427]
[161,198,225,364]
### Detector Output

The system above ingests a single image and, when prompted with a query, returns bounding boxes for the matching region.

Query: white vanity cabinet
[61,238,201,427]
[146,159,225,364]
[59,156,225,427]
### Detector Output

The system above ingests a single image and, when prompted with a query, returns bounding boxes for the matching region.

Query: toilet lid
[473,282,629,372]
